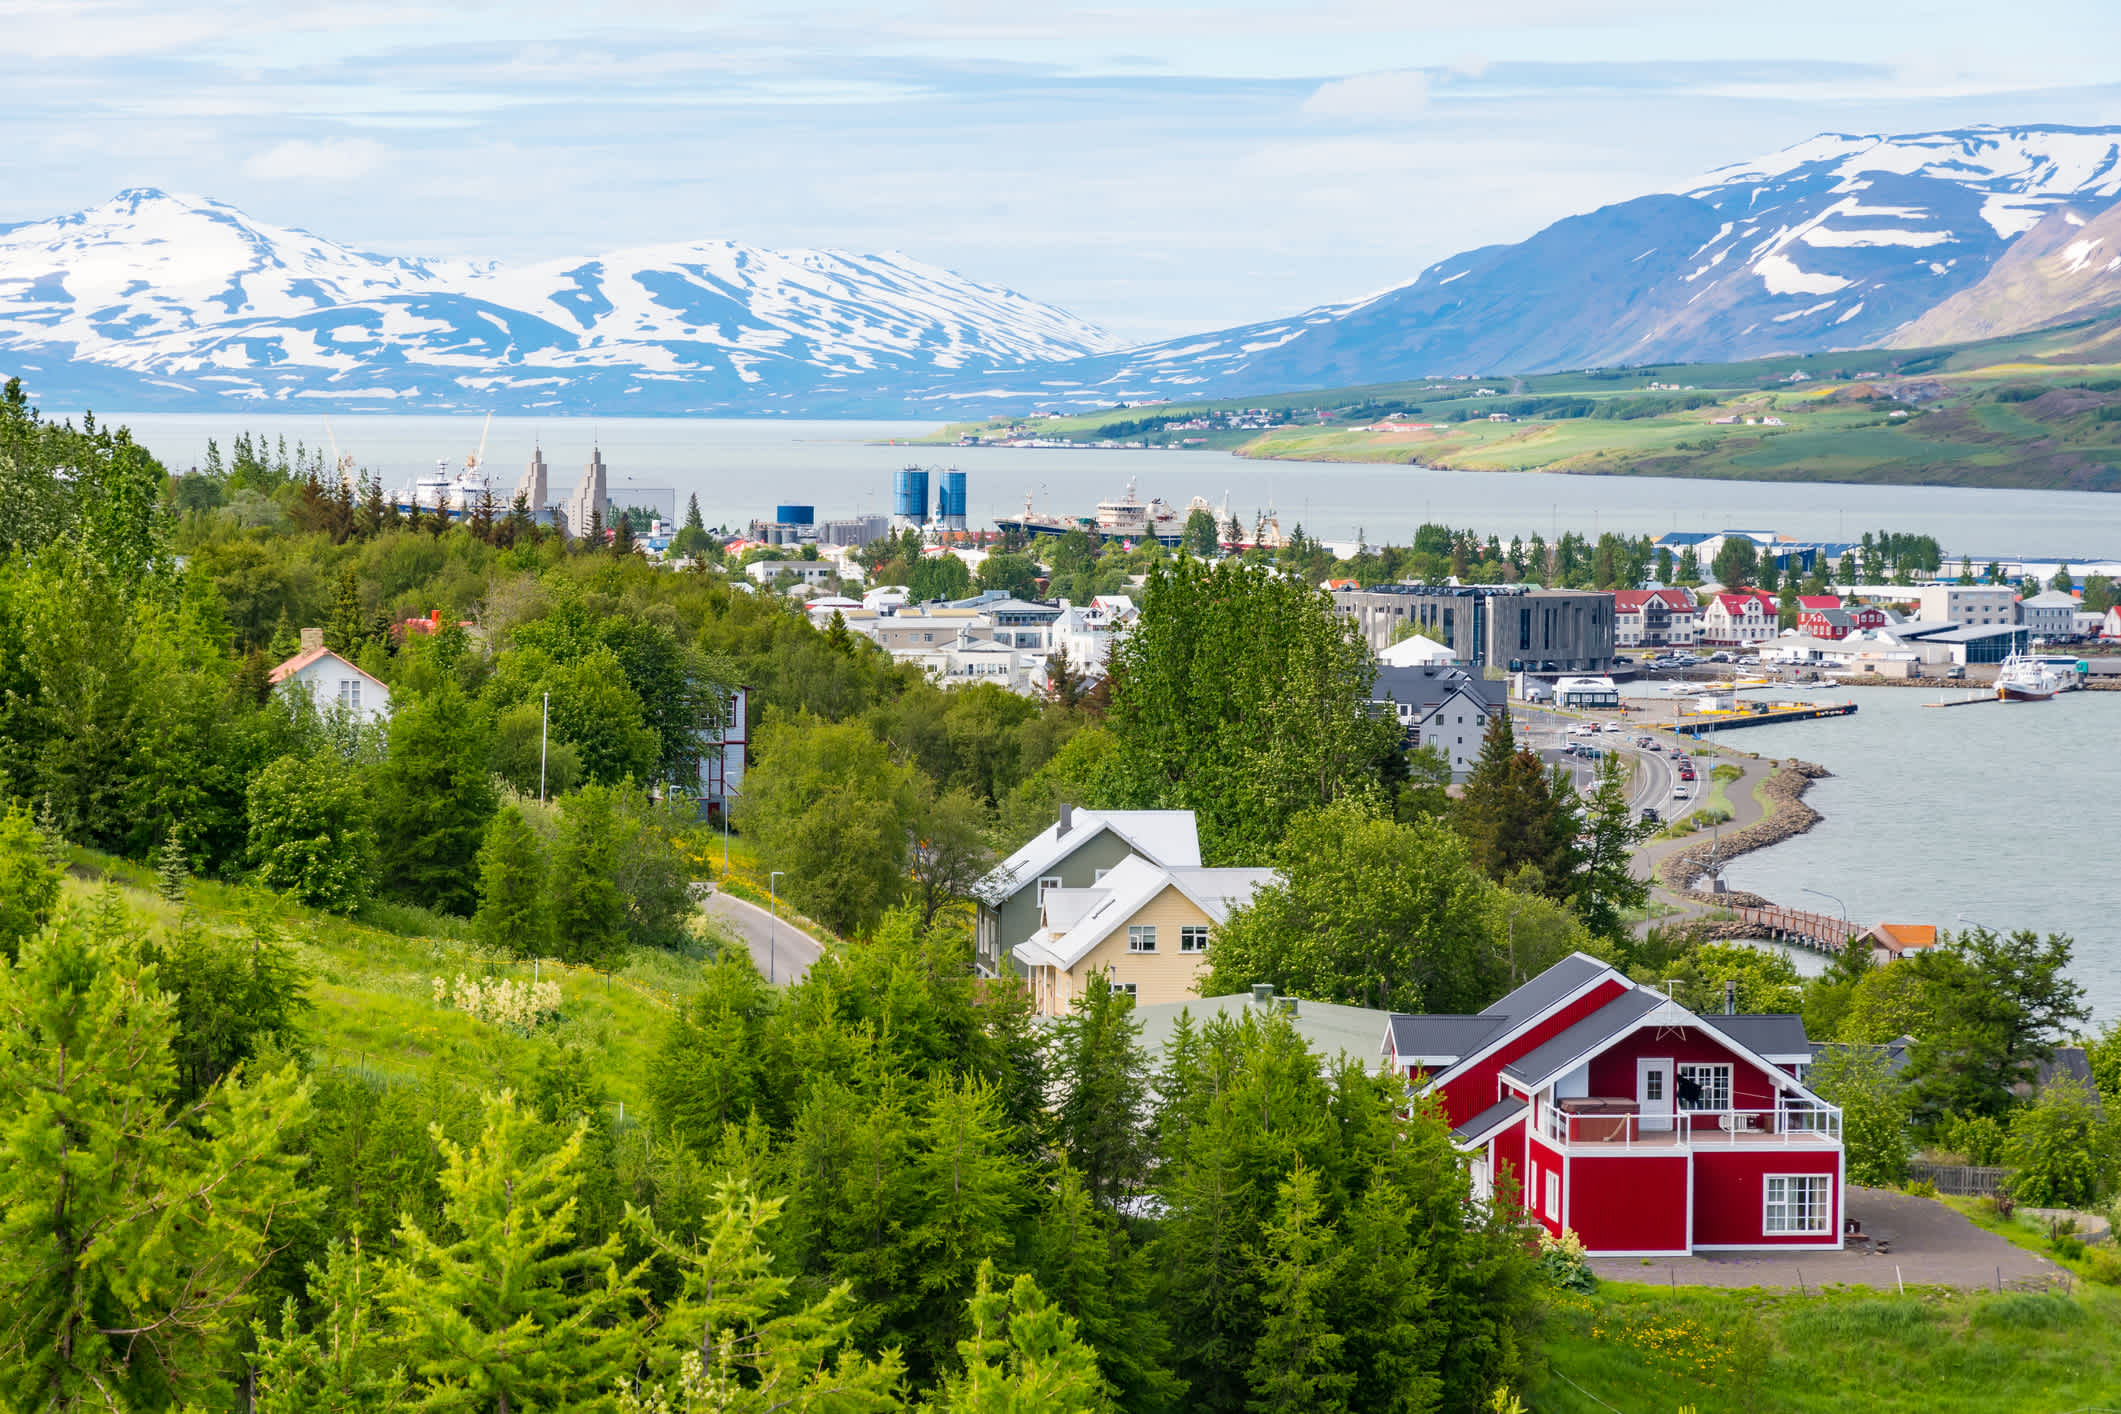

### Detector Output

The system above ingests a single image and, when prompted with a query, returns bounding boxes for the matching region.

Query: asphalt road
[701,889,826,985]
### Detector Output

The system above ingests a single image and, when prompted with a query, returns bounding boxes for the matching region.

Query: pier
[1724,904,1856,955]
[1674,702,1858,736]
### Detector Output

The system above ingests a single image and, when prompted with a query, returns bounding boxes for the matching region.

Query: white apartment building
[1916,585,2018,629]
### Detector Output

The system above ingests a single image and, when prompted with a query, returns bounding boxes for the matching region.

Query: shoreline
[1655,758,1832,909]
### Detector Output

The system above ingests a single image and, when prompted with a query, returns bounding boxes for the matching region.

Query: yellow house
[1011,854,1277,1018]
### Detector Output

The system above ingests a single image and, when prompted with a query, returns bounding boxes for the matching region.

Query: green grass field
[67,850,729,1108]
[1536,1283,2121,1412]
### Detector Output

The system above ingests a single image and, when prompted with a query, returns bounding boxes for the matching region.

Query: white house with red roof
[1611,588,1697,650]
[269,630,393,725]
[1698,590,1778,647]
[1385,954,1843,1256]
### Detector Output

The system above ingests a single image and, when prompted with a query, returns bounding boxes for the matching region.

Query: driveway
[700,889,827,985]
[1586,1188,2064,1291]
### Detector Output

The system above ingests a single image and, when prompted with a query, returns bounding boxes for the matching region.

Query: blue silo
[939,470,967,530]
[774,505,815,526]
[893,467,930,522]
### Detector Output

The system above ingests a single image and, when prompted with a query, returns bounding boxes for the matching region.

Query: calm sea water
[100,413,2121,559]
[1647,685,2120,1023]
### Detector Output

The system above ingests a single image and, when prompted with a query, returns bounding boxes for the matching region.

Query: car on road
[1636,736,1656,748]
[1673,785,1691,800]
[1709,652,1733,663]
[1640,807,1661,825]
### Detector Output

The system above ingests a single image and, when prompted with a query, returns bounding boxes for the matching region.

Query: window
[1128,925,1157,953]
[1093,868,1109,883]
[1180,925,1210,953]
[1677,1063,1732,1111]
[1545,1171,1561,1221]
[1528,1159,1539,1204]
[1763,1175,1831,1234]
[1037,875,1063,902]
[337,678,362,709]
[1116,982,1138,999]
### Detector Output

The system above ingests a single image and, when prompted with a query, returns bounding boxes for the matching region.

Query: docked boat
[1995,655,2064,702]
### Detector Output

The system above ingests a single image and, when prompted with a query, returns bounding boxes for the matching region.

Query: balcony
[1542,1099,1841,1151]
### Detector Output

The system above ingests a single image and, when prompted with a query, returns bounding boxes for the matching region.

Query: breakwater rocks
[1659,759,1830,903]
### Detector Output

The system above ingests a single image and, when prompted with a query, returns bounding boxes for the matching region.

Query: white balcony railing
[1542,1103,1842,1150]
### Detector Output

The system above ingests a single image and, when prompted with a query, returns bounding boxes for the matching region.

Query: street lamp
[768,870,785,985]
[1801,887,1848,932]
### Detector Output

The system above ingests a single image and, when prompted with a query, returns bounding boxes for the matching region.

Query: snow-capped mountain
[957,124,2121,406]
[0,189,1116,412]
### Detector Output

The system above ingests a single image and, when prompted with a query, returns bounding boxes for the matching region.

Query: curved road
[701,889,827,985]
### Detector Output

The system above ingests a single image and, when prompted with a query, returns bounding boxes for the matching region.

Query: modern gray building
[1332,584,1614,673]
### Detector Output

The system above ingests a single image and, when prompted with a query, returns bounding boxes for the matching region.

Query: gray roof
[1809,1039,1912,1076]
[1386,1014,1504,1061]
[1502,989,1663,1086]
[1371,663,1506,714]
[1452,1096,1528,1148]
[1714,1014,1812,1060]
[1132,992,1395,1068]
[1484,954,1613,1031]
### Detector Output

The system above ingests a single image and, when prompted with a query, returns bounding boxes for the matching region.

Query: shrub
[246,752,377,913]
[2003,1080,2117,1208]
[1901,1178,1937,1199]
[432,972,563,1032]
[1946,1111,2007,1166]
[1536,1228,1596,1292]
[2084,1245,2121,1285]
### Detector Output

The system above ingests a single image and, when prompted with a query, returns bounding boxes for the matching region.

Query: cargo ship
[993,479,1283,548]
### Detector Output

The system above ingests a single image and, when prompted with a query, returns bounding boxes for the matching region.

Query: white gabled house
[270,630,392,725]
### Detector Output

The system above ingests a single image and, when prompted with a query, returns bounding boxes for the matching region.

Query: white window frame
[338,677,362,708]
[1677,1062,1732,1112]
[1180,925,1210,954]
[1127,924,1157,954]
[1037,875,1063,901]
[1763,1174,1831,1235]
[1528,1159,1539,1206]
[1544,1171,1561,1221]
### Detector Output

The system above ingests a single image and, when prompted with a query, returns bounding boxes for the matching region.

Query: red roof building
[1386,954,1843,1256]
[1612,588,1698,649]
[1699,590,1777,647]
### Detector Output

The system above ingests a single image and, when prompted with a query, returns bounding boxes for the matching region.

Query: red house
[1385,954,1843,1256]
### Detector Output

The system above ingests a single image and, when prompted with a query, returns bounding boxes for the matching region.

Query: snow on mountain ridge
[0,189,1116,407]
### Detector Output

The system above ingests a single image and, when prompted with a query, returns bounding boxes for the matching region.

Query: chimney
[1724,978,1737,1016]
[299,627,324,653]
[1251,982,1275,1007]
[1056,801,1072,838]
[1280,996,1299,1017]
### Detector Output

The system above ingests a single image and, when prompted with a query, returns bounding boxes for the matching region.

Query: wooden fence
[1907,1161,2009,1197]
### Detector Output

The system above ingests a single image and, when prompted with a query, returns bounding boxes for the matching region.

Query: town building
[269,629,392,725]
[1793,602,1885,640]
[1051,595,1137,673]
[972,807,1203,978]
[1555,676,1621,709]
[1370,664,1506,779]
[1698,591,1777,647]
[697,685,750,818]
[1863,923,1938,965]
[1331,585,1614,673]
[1011,853,1277,1017]
[2019,589,2082,641]
[1916,584,2018,629]
[744,560,839,588]
[1611,588,1697,650]
[1378,632,1458,666]
[1386,953,1843,1256]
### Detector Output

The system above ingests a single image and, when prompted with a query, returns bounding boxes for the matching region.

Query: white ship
[1995,655,2064,702]
[396,414,496,512]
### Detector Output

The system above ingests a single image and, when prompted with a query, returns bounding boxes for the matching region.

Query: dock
[1922,692,1993,709]
[1673,702,1857,736]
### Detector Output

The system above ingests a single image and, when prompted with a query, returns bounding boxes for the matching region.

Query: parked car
[1709,652,1732,663]
[1640,807,1661,825]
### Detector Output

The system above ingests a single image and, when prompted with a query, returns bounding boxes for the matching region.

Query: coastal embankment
[1656,758,1831,908]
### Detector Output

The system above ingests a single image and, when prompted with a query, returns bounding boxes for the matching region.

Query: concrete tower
[515,444,549,515]
[561,447,608,540]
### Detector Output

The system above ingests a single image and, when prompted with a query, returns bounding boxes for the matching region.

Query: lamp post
[539,691,549,804]
[768,870,785,986]
[1802,888,1848,951]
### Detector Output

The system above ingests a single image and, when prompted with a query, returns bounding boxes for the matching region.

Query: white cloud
[242,137,391,182]
[1301,69,1430,120]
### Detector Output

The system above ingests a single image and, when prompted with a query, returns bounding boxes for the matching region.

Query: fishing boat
[1995,655,2064,702]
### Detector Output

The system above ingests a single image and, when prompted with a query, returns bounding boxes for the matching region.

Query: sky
[5,1,2121,343]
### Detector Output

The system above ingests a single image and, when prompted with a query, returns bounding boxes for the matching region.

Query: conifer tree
[373,681,497,916]
[326,564,368,658]
[904,1076,1028,1378]
[1247,1162,1352,1414]
[684,493,704,532]
[549,782,626,965]
[922,1263,1107,1414]
[382,1091,643,1409]
[0,906,317,1409]
[474,804,551,958]
[1571,752,1649,937]
[154,819,190,903]
[615,511,638,555]
[252,1237,401,1413]
[1028,1164,1186,1413]
[0,802,64,961]
[1048,972,1152,1207]
[1453,713,1579,900]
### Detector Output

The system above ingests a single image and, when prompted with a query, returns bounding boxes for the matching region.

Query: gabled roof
[1711,591,1774,613]
[1452,1096,1528,1150]
[1501,989,1664,1087]
[1386,1014,1504,1064]
[1384,952,1620,1073]
[977,809,1202,905]
[1714,1014,1812,1062]
[269,646,386,691]
[1010,854,1274,972]
[1866,923,1938,955]
[1796,595,1842,611]
[1613,588,1695,612]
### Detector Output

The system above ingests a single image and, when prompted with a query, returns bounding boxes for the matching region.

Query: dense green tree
[922,1264,1108,1414]
[0,802,63,961]
[1026,1165,1184,1413]
[1048,972,1154,1207]
[911,554,974,604]
[907,786,995,933]
[902,1076,1029,1377]
[649,948,782,1148]
[1838,957,1936,1043]
[1203,800,1512,1013]
[373,680,496,915]
[976,553,1041,600]
[1453,713,1579,900]
[735,717,917,937]
[474,804,551,957]
[1669,942,1804,1015]
[0,905,316,1411]
[550,782,628,966]
[1246,1162,1352,1414]
[252,1236,401,1414]
[1903,928,2088,1121]
[2003,1079,2116,1207]
[1181,509,1220,558]
[1807,1046,1909,1186]
[1099,558,1397,863]
[149,915,310,1103]
[383,1091,643,1409]
[246,751,377,912]
[1571,752,1649,936]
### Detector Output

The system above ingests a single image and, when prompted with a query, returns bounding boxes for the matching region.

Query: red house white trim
[1384,954,1843,1256]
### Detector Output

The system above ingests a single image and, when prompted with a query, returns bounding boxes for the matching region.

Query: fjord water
[1698,687,2121,1022]
[111,413,2121,558]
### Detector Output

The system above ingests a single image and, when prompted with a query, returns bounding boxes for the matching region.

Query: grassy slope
[1538,1283,2121,1413]
[69,851,725,1109]
[917,314,2121,491]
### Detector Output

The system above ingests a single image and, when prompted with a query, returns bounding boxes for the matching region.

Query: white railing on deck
[1557,1103,1841,1150]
